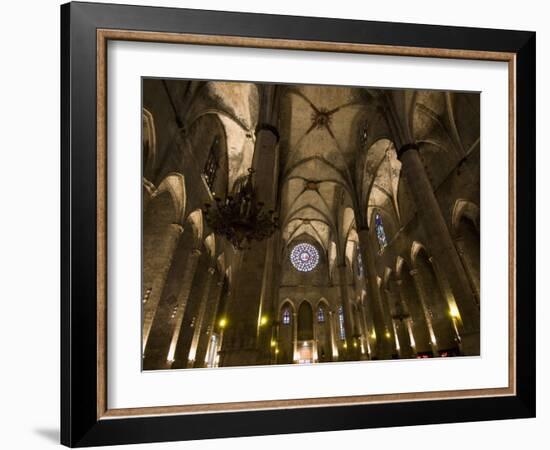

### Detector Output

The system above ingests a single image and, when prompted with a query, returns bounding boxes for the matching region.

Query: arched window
[203,136,219,192]
[317,306,325,323]
[338,306,346,340]
[282,308,291,325]
[374,212,388,250]
[290,243,320,272]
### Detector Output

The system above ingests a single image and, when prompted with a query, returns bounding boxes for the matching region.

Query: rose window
[290,243,319,272]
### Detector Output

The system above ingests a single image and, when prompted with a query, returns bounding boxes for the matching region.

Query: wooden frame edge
[97,28,515,61]
[95,28,517,420]
[508,55,517,396]
[100,386,515,419]
[97,28,108,419]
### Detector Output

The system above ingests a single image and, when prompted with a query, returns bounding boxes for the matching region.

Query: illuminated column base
[165,248,202,364]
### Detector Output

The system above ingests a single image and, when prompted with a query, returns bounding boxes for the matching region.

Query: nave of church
[141,79,480,370]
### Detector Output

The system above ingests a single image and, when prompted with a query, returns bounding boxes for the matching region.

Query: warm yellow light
[270,339,277,348]
[219,318,227,329]
[385,331,391,339]
[370,331,376,339]
[353,341,358,348]
[275,348,280,354]
[343,342,348,349]
[449,305,461,319]
[260,315,269,326]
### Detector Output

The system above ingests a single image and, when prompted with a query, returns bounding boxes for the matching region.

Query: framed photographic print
[60,1,536,447]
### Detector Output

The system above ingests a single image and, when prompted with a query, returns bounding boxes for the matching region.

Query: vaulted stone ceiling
[359,138,401,229]
[278,85,369,252]
[188,81,479,257]
[195,82,405,254]
[275,84,407,256]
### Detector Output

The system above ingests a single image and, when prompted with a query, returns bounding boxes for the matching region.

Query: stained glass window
[282,308,291,325]
[290,243,320,272]
[338,306,346,340]
[317,306,325,323]
[375,212,388,250]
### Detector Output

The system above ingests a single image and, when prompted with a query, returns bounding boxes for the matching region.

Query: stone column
[454,237,480,305]
[292,312,298,362]
[312,316,319,362]
[425,256,462,355]
[337,264,358,360]
[328,310,339,361]
[252,85,279,214]
[218,87,280,368]
[379,287,397,356]
[252,126,279,212]
[410,269,440,356]
[398,144,479,354]
[165,247,202,364]
[187,266,216,367]
[392,281,413,358]
[357,228,393,359]
[256,233,278,365]
[396,279,415,356]
[359,301,372,359]
[142,223,183,350]
[252,88,280,365]
[219,249,266,367]
[194,277,224,368]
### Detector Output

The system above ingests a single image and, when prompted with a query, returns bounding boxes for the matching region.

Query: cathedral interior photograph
[141,79,480,371]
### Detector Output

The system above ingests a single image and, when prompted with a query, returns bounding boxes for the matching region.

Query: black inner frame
[61,2,536,447]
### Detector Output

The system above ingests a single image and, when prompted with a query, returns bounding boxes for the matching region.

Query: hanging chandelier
[203,168,278,250]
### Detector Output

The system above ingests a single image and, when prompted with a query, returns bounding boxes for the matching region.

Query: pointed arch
[287,226,327,252]
[283,203,336,234]
[280,298,296,314]
[279,299,296,325]
[360,138,400,215]
[452,199,480,234]
[316,297,330,311]
[285,190,334,225]
[278,299,296,364]
[188,108,250,133]
[156,172,187,225]
[186,209,204,246]
[297,301,314,341]
[315,298,333,362]
[411,240,428,265]
[282,155,351,188]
